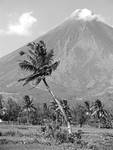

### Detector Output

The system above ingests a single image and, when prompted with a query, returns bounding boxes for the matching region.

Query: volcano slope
[1,9,113,104]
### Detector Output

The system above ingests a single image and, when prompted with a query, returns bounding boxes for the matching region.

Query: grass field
[0,124,113,150]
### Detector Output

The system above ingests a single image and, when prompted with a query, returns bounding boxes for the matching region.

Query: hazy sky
[0,0,113,57]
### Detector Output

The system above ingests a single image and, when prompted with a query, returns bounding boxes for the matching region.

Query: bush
[4,130,16,136]
[55,129,68,144]
[0,139,8,144]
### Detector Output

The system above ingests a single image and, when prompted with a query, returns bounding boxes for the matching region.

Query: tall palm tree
[18,41,72,134]
[23,95,36,124]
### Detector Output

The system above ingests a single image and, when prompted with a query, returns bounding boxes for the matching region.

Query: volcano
[1,9,113,103]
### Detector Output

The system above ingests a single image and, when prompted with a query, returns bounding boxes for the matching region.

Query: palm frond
[91,110,98,116]
[28,49,45,68]
[18,77,27,82]
[84,101,90,110]
[19,60,37,72]
[28,77,42,90]
[95,99,102,108]
[18,72,42,86]
[27,42,35,50]
[32,77,42,86]
[51,60,60,71]
[27,54,37,66]
[35,77,42,85]
[23,75,40,86]
[45,49,54,64]
[103,109,109,118]
[31,104,37,110]
[28,49,38,58]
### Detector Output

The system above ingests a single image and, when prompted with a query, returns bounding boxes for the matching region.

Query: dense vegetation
[0,93,112,129]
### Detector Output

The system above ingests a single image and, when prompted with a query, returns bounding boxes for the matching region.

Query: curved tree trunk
[43,78,72,134]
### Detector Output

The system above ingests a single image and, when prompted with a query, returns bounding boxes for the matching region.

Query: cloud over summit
[70,8,104,21]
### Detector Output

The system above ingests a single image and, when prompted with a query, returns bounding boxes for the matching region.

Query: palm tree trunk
[43,78,72,134]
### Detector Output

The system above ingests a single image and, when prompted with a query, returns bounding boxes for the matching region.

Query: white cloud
[0,12,37,36]
[70,8,105,22]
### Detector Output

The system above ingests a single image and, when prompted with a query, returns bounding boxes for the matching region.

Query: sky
[0,0,113,57]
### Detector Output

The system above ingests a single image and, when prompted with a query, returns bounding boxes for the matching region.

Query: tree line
[0,93,112,129]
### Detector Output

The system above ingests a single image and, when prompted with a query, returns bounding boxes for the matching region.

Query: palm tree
[91,99,112,128]
[18,41,72,134]
[0,95,7,120]
[84,101,90,115]
[23,95,36,124]
[84,101,91,125]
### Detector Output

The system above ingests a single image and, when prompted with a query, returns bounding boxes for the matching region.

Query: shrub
[55,129,68,144]
[4,130,16,136]
[0,139,8,144]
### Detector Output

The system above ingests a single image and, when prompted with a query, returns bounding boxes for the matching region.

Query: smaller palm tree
[0,96,7,120]
[84,101,90,115]
[23,95,36,124]
[91,99,112,128]
[84,101,91,125]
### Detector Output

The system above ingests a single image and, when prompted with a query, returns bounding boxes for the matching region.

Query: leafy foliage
[18,40,60,86]
[5,98,21,122]
[21,95,36,124]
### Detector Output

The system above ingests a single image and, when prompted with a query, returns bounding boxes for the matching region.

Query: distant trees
[0,94,4,119]
[22,95,36,124]
[0,92,112,129]
[74,103,87,127]
[18,41,72,134]
[6,97,21,122]
[90,99,112,128]
[0,94,3,109]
